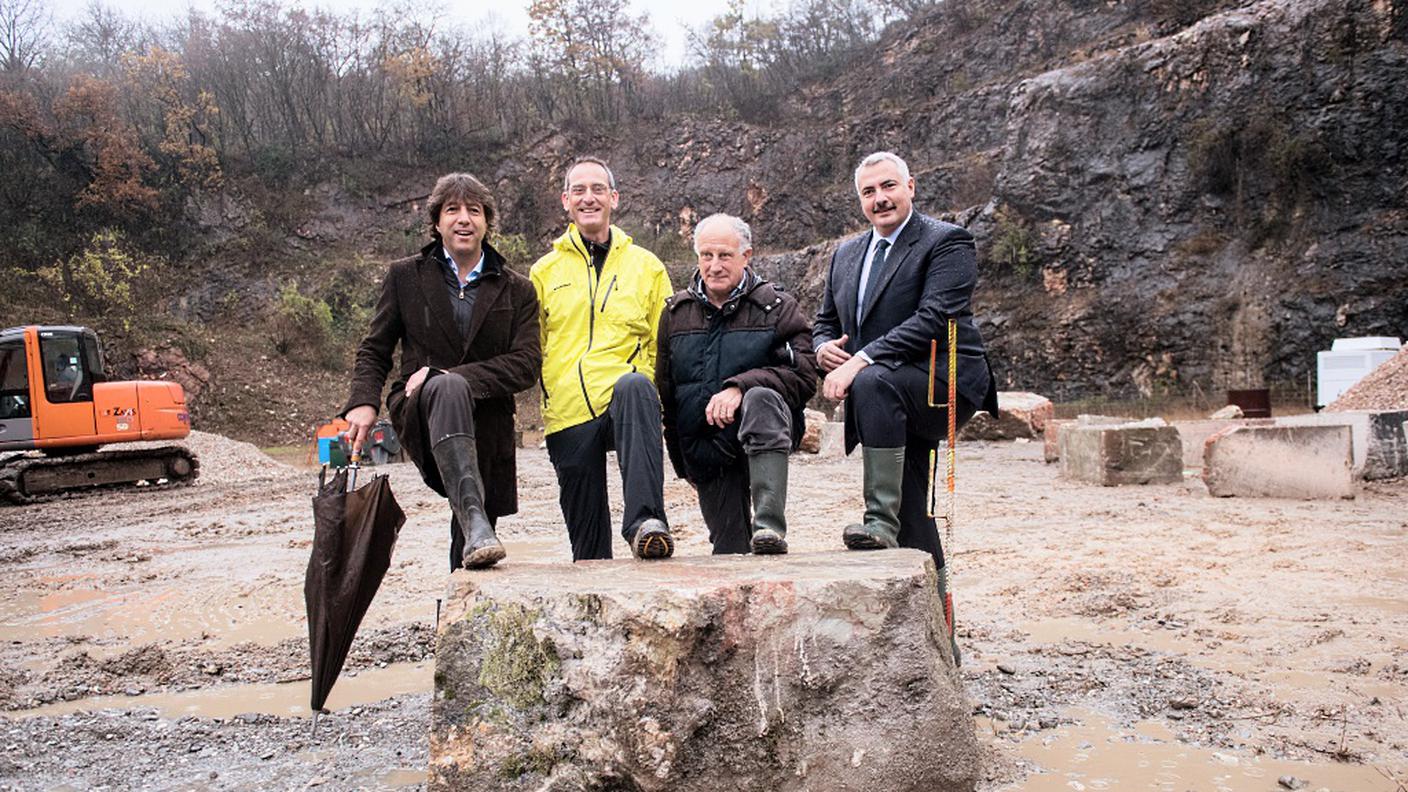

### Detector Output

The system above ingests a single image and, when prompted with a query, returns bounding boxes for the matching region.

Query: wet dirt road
[1,432,1405,790]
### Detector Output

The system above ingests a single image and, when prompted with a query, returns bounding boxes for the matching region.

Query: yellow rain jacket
[531,225,673,435]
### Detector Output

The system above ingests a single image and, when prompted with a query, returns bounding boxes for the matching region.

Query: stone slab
[1043,414,1128,464]
[1058,420,1182,485]
[817,421,847,457]
[960,391,1053,441]
[1202,425,1355,499]
[1275,410,1408,480]
[430,551,978,792]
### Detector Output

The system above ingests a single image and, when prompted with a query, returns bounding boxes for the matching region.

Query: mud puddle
[996,708,1397,791]
[0,584,304,652]
[7,661,432,721]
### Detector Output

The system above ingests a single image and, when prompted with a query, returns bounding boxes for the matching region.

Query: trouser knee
[738,387,791,455]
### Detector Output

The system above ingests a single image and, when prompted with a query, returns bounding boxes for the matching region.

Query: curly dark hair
[427,173,497,240]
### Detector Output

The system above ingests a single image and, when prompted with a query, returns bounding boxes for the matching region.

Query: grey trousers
[545,373,667,561]
[414,374,495,571]
[695,387,792,555]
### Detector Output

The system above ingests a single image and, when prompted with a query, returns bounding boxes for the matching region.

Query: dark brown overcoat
[342,240,540,517]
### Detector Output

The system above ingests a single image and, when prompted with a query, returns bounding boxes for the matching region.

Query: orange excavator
[0,325,198,504]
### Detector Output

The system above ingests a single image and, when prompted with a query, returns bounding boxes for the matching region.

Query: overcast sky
[45,0,764,69]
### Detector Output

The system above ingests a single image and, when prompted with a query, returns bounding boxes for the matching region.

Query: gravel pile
[122,430,291,484]
[1327,346,1408,411]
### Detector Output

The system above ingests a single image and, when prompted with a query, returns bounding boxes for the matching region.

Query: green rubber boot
[842,446,904,550]
[747,450,789,555]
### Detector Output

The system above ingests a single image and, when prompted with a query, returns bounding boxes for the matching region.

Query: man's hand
[816,334,851,373]
[345,404,378,454]
[404,366,432,399]
[822,354,869,401]
[705,386,744,428]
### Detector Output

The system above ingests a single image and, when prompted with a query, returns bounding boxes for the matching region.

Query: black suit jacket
[813,213,998,448]
[342,240,541,516]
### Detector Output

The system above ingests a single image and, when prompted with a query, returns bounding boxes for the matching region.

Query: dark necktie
[861,238,890,321]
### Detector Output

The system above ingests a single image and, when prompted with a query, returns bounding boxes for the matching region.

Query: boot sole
[634,532,674,559]
[463,544,506,569]
[750,534,788,555]
[843,532,890,550]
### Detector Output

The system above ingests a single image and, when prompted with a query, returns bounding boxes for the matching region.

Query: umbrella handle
[346,451,361,492]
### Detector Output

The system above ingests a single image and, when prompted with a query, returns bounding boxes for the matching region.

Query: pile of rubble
[1328,347,1408,411]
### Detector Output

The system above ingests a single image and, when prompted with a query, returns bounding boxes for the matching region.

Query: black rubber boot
[431,435,505,569]
[842,446,904,550]
[747,450,789,555]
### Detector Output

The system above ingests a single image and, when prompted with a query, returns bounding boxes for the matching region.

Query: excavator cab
[0,326,199,503]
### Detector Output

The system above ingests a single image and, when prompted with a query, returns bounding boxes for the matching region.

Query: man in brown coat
[343,173,541,570]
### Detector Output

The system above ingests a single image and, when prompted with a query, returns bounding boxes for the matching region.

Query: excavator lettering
[0,325,198,504]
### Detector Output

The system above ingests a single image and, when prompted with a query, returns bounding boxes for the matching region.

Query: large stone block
[960,391,1053,440]
[798,408,827,454]
[430,551,978,792]
[1058,419,1183,485]
[1203,425,1355,499]
[1275,410,1408,480]
[1043,414,1127,464]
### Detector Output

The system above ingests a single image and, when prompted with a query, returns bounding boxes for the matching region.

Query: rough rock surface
[961,391,1053,440]
[430,551,978,792]
[799,408,827,454]
[1328,347,1408,412]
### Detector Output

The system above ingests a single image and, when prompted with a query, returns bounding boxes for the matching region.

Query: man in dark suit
[814,151,998,605]
[343,172,541,571]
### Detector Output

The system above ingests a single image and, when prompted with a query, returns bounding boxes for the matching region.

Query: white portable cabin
[1316,336,1402,408]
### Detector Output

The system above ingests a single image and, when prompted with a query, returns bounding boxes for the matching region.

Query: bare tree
[0,0,50,74]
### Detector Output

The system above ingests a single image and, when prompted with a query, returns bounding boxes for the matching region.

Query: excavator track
[0,447,200,505]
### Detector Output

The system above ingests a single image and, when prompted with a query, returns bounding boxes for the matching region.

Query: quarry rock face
[430,551,979,792]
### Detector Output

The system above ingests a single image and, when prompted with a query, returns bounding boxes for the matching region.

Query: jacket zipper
[625,341,641,372]
[570,235,600,420]
[598,275,618,311]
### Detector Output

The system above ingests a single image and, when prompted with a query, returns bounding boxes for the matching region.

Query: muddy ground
[0,431,1405,791]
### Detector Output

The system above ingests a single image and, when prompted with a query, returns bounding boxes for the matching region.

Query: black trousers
[850,363,978,572]
[545,373,667,561]
[694,387,793,554]
[410,375,499,571]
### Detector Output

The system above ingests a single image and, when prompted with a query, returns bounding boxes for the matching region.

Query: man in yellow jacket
[531,157,675,561]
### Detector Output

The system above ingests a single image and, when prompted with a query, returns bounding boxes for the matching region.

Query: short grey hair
[854,151,912,192]
[692,213,753,255]
[562,156,617,192]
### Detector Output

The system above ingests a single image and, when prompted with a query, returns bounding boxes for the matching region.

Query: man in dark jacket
[657,214,817,555]
[344,172,541,570]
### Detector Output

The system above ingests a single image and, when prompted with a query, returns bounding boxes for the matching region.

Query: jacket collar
[421,238,507,275]
[679,268,774,314]
[553,224,632,256]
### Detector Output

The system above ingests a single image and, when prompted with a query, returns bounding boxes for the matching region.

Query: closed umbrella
[305,459,404,732]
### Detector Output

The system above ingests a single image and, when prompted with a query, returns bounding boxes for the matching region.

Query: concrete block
[1275,410,1408,480]
[1170,419,1275,469]
[960,391,1053,440]
[1203,425,1355,499]
[1058,419,1182,485]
